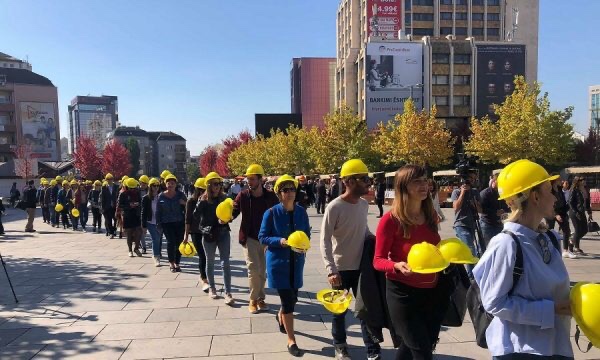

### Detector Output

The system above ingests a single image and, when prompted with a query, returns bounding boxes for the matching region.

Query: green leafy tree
[186,162,200,182]
[124,137,141,176]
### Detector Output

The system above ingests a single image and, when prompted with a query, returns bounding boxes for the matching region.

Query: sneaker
[153,257,160,267]
[224,294,235,306]
[573,248,587,256]
[128,251,134,257]
[248,300,258,314]
[562,251,578,259]
[257,299,269,311]
[134,249,143,257]
[334,345,351,360]
[209,288,218,299]
[367,355,382,360]
[142,248,147,254]
[201,281,210,293]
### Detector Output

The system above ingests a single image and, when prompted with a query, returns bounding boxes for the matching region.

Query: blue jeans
[147,223,163,257]
[78,204,88,229]
[332,270,381,357]
[49,205,56,225]
[454,226,478,276]
[203,230,232,294]
[481,222,503,252]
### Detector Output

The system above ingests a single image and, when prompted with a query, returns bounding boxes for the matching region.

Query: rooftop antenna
[506,7,519,41]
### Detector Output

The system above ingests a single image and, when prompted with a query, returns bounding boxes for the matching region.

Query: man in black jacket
[100,173,120,238]
[479,174,508,252]
[316,179,327,214]
[23,180,38,232]
[375,177,386,218]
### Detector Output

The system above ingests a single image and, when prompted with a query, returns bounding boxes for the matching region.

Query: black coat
[141,194,153,226]
[117,189,142,229]
[100,184,120,211]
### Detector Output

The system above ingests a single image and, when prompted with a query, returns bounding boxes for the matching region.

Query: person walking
[119,178,143,257]
[259,174,309,357]
[76,181,89,231]
[68,180,80,231]
[142,178,164,266]
[155,174,187,272]
[184,177,210,291]
[48,179,58,227]
[479,174,509,251]
[90,180,103,233]
[316,179,327,214]
[232,164,278,314]
[51,178,60,227]
[473,159,573,359]
[373,165,453,360]
[320,159,381,360]
[23,180,38,232]
[41,180,51,224]
[9,182,19,208]
[568,176,589,256]
[101,173,119,238]
[194,171,234,305]
[328,178,340,204]
[375,176,386,218]
[56,180,71,229]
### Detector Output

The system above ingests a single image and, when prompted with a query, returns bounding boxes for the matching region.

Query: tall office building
[336,0,538,121]
[68,95,118,152]
[591,85,600,131]
[291,58,336,128]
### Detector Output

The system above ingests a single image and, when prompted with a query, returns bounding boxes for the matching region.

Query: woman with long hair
[155,174,187,272]
[142,178,164,267]
[373,165,452,359]
[194,172,234,305]
[428,178,445,226]
[473,159,572,359]
[569,176,588,255]
[184,178,210,292]
[259,175,309,357]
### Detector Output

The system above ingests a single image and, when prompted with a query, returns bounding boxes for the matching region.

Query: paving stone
[120,336,212,359]
[176,318,251,337]
[58,299,129,312]
[103,289,167,300]
[0,328,28,346]
[0,343,46,360]
[123,297,190,310]
[251,314,328,333]
[95,321,178,341]
[74,309,152,325]
[32,340,130,359]
[7,324,105,345]
[0,310,83,329]
[143,280,199,289]
[145,307,217,322]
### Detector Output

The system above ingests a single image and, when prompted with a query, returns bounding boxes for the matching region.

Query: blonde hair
[504,183,547,231]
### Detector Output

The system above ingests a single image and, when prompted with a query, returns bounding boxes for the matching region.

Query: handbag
[15,200,27,211]
[587,219,600,233]
[442,265,469,327]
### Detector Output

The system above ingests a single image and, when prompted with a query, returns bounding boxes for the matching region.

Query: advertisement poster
[20,102,58,159]
[80,112,113,149]
[367,0,402,40]
[365,42,423,129]
[476,44,526,119]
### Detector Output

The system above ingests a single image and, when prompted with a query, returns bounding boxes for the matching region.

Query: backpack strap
[544,230,560,251]
[575,325,594,353]
[501,230,523,295]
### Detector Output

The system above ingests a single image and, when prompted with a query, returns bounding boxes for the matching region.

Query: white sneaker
[224,294,235,306]
[562,251,578,259]
[209,288,218,299]
[334,345,351,360]
[153,257,160,267]
[128,251,134,258]
[201,281,210,293]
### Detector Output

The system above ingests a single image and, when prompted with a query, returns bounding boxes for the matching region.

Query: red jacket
[232,187,278,245]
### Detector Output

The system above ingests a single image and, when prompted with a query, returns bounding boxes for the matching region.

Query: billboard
[20,102,58,159]
[367,0,402,40]
[476,44,526,119]
[365,42,423,129]
[80,112,114,149]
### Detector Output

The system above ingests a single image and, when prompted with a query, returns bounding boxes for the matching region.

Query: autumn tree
[574,128,600,166]
[14,144,35,180]
[72,136,103,180]
[124,137,141,177]
[227,135,273,176]
[465,76,574,166]
[199,145,219,176]
[216,130,253,177]
[102,140,132,179]
[373,99,454,167]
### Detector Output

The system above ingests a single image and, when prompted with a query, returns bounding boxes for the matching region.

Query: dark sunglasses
[211,182,224,187]
[150,184,159,188]
[280,187,296,193]
[352,176,372,183]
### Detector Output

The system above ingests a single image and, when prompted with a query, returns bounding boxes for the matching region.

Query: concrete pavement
[0,205,599,359]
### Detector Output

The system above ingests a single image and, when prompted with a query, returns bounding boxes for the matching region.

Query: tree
[216,130,253,176]
[186,162,200,182]
[102,140,132,179]
[124,137,141,177]
[465,76,574,166]
[227,135,273,176]
[574,128,600,166]
[373,99,455,167]
[199,145,219,176]
[14,144,35,180]
[72,136,103,180]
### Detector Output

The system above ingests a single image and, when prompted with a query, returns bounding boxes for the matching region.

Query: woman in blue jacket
[259,174,310,358]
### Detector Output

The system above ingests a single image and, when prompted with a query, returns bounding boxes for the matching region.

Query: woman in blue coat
[259,174,310,357]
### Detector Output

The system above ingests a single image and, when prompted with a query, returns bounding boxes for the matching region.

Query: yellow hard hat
[40,177,47,182]
[194,177,206,189]
[70,179,78,186]
[139,175,149,184]
[205,171,223,184]
[148,178,160,186]
[179,241,197,257]
[571,282,600,348]
[93,180,102,186]
[42,180,49,186]
[71,208,80,218]
[55,176,63,182]
[287,231,311,253]
[497,159,559,200]
[55,204,64,212]
[164,174,178,183]
[316,289,353,314]
[160,170,172,179]
[216,198,234,223]
[407,242,450,274]
[121,175,129,182]
[245,164,265,176]
[62,180,69,187]
[274,174,298,193]
[438,238,479,264]
[126,178,139,189]
[85,180,92,185]
[340,159,369,178]
[102,180,108,187]
[105,173,114,180]
[50,180,57,186]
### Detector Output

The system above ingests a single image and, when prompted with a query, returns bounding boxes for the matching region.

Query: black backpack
[466,230,559,348]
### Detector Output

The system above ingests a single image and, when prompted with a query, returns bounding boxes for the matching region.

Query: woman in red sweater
[374,165,452,360]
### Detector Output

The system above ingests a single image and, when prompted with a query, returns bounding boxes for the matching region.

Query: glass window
[472,0,484,5]
[440,27,453,35]
[440,0,453,5]
[0,93,10,104]
[405,13,411,25]
[487,28,500,36]
[455,0,467,5]
[456,27,467,35]
[433,75,449,85]
[454,54,471,64]
[413,13,434,21]
[440,12,453,20]
[488,0,500,5]
[455,12,468,20]
[434,96,449,106]
[405,0,412,10]
[78,104,108,112]
[413,0,434,5]
[0,114,9,125]
[472,28,484,36]
[472,13,484,21]
[487,13,500,21]
[412,28,434,35]
[454,96,471,106]
[453,75,471,85]
[432,53,450,64]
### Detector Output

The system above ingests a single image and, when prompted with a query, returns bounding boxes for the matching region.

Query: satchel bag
[442,265,470,327]
[587,219,600,233]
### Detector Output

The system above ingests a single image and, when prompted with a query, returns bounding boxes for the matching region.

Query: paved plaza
[0,205,599,360]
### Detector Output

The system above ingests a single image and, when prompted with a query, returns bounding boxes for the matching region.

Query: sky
[2,0,599,155]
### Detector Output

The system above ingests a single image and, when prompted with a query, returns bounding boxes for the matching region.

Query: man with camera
[451,171,482,277]
[479,174,509,252]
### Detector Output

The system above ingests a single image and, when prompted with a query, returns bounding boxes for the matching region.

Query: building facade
[109,126,155,176]
[590,85,600,131]
[0,66,61,162]
[291,58,336,128]
[336,0,538,122]
[68,95,118,153]
[0,52,32,71]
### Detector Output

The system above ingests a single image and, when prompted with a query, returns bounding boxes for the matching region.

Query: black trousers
[569,211,587,249]
[549,214,572,251]
[92,208,102,229]
[316,197,326,214]
[376,198,384,217]
[162,221,184,264]
[60,209,70,228]
[103,207,116,235]
[42,206,50,223]
[386,276,451,360]
[191,233,208,279]
[277,288,298,314]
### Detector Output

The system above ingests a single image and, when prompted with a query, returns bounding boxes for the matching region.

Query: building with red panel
[291,58,336,129]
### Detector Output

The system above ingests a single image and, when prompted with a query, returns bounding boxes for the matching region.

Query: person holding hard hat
[473,159,573,359]
[232,164,278,314]
[56,180,71,229]
[41,180,51,224]
[155,174,187,272]
[100,173,120,238]
[259,174,310,357]
[119,178,144,257]
[184,178,210,291]
[374,165,453,359]
[320,159,381,360]
[142,178,164,266]
[90,181,103,233]
[138,175,150,253]
[50,179,60,227]
[67,180,80,231]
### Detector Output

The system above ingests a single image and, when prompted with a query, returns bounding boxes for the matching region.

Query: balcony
[0,103,15,112]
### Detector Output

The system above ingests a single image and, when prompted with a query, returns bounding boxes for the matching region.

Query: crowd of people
[3,158,595,360]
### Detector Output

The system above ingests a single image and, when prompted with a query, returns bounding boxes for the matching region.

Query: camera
[456,153,477,185]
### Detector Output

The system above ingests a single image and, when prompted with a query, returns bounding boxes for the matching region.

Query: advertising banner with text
[367,0,402,40]
[20,102,58,159]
